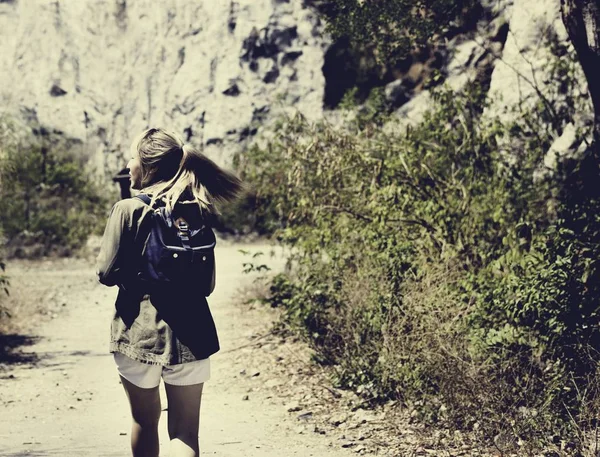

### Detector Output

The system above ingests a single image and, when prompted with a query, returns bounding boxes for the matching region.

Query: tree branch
[317,204,436,232]
[561,0,600,145]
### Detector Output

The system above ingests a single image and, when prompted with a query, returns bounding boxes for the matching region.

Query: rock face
[0,0,591,181]
[485,0,583,118]
[0,0,327,175]
[388,0,591,149]
[484,0,592,167]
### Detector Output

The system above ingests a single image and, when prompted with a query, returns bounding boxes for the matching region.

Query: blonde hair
[132,127,243,213]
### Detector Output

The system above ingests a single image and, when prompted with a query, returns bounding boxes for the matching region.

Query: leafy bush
[312,0,480,65]
[239,71,598,450]
[213,183,282,236]
[309,0,482,107]
[0,126,109,257]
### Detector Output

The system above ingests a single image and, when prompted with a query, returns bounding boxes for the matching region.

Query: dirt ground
[0,242,492,457]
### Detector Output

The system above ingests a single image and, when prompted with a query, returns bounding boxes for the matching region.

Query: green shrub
[0,130,109,257]
[313,0,480,65]
[240,71,597,450]
[214,184,282,236]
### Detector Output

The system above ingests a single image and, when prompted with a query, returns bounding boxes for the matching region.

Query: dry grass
[275,254,600,456]
[0,258,90,336]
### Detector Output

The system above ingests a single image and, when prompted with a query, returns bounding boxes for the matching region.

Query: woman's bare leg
[120,375,161,457]
[164,382,204,457]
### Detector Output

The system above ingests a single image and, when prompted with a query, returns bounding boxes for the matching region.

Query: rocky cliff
[392,0,591,166]
[0,0,591,180]
[0,0,327,175]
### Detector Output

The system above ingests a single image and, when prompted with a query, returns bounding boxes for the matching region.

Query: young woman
[96,127,242,457]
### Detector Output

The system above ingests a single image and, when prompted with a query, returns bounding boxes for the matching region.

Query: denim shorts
[114,352,211,389]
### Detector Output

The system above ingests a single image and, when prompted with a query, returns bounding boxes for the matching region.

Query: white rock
[541,122,587,173]
[485,0,579,123]
[0,0,327,175]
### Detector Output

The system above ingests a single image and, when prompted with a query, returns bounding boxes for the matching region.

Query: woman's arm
[96,201,130,287]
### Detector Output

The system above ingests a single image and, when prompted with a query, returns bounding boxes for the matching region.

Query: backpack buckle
[176,219,190,241]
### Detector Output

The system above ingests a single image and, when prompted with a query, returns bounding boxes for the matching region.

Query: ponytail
[180,144,243,204]
[141,140,243,214]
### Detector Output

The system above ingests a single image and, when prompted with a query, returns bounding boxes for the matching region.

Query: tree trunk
[561,0,600,147]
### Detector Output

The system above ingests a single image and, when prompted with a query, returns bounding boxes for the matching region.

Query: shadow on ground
[0,334,40,365]
[2,453,48,457]
[1,448,125,456]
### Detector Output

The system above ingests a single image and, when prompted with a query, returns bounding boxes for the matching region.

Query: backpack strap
[136,194,194,250]
[135,194,167,209]
[135,193,152,206]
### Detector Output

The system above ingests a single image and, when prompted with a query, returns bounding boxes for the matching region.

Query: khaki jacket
[96,197,219,365]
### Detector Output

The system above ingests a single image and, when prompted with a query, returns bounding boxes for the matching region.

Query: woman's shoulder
[111,196,148,215]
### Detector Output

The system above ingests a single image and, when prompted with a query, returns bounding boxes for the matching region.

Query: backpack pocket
[156,245,215,295]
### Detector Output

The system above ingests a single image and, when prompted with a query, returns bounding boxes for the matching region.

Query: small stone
[297,411,313,421]
[242,395,249,401]
[265,379,282,388]
[119,432,127,436]
[341,441,356,448]
[313,425,326,435]
[286,402,302,412]
[330,413,347,426]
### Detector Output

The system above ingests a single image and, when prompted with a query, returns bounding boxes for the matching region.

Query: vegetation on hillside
[312,0,479,65]
[309,0,481,106]
[238,30,598,452]
[0,117,110,258]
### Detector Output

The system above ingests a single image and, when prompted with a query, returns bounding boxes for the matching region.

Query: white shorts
[114,352,211,389]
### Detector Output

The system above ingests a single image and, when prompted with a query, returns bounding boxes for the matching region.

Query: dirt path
[0,244,358,457]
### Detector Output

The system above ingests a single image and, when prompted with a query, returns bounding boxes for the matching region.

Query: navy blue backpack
[135,194,216,296]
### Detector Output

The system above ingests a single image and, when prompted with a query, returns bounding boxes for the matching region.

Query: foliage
[338,86,393,130]
[309,0,482,108]
[0,260,7,295]
[0,251,9,316]
[239,249,272,275]
[312,0,480,66]
[0,123,109,257]
[239,63,597,450]
[213,185,282,236]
